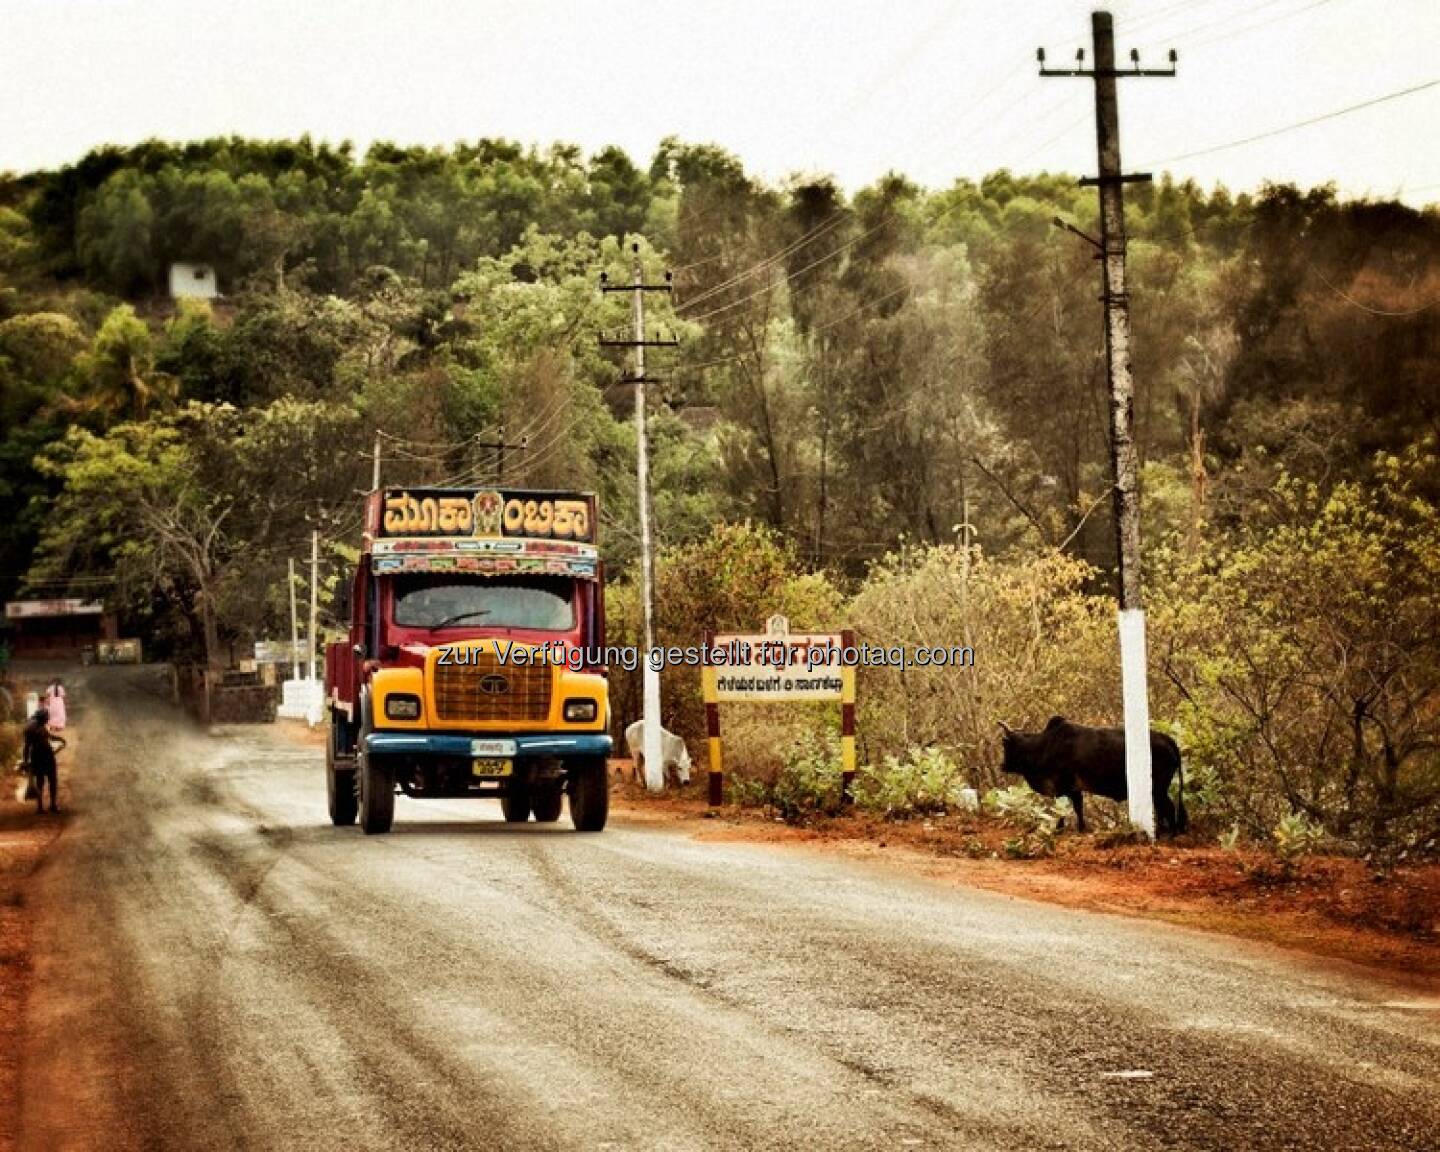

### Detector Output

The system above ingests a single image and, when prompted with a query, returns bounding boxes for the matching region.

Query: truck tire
[531,780,564,823]
[359,750,395,834]
[326,713,358,827]
[500,783,531,823]
[568,756,609,832]
[356,693,394,834]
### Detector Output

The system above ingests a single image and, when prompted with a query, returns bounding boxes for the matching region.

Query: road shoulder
[609,781,1440,993]
[0,788,69,1152]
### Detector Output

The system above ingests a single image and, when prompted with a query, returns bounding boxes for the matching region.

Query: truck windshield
[392,575,575,632]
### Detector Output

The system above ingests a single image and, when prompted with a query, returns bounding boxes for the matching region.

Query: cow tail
[1175,747,1189,833]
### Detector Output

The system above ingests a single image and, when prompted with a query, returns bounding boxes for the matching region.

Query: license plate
[472,758,513,778]
[471,738,517,758]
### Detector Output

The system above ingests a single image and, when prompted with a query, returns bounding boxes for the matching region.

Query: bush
[1273,811,1328,862]
[851,545,1116,792]
[855,746,965,819]
[984,783,1071,858]
[606,521,845,745]
[732,731,843,825]
[1154,448,1440,853]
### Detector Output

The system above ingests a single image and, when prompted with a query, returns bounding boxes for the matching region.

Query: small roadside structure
[168,261,219,301]
[3,598,116,660]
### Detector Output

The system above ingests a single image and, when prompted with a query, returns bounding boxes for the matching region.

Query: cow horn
[996,720,1013,736]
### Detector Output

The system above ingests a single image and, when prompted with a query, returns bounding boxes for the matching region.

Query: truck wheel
[531,781,564,823]
[326,714,358,827]
[500,782,532,823]
[356,695,394,835]
[359,750,395,834]
[568,757,609,832]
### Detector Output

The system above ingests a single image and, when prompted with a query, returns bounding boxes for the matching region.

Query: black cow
[998,716,1187,835]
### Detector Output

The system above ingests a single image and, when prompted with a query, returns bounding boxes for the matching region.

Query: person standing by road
[44,677,67,732]
[23,707,65,813]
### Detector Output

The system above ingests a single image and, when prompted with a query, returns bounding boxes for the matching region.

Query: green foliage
[76,170,156,293]
[73,304,177,420]
[854,746,965,819]
[984,784,1071,859]
[732,731,843,826]
[1154,445,1440,851]
[32,400,365,665]
[608,521,844,742]
[3,136,1440,857]
[1272,812,1328,863]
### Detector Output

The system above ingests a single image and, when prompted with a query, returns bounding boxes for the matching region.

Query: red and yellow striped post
[840,628,857,805]
[703,629,724,806]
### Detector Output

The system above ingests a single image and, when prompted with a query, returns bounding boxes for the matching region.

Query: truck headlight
[563,698,598,723]
[384,694,422,721]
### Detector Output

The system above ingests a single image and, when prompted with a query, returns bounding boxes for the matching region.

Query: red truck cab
[325,487,612,834]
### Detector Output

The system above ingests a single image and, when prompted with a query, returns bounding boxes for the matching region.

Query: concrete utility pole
[600,245,677,793]
[1040,10,1176,837]
[309,529,320,681]
[287,557,301,681]
[372,430,382,491]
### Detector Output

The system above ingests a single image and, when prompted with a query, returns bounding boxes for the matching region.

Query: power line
[1147,76,1440,166]
[1013,109,1091,170]
[682,213,898,326]
[684,21,1051,309]
[1185,0,1343,52]
[1136,0,1300,49]
[676,210,849,314]
[1126,0,1236,37]
[1313,267,1440,316]
[815,2,965,137]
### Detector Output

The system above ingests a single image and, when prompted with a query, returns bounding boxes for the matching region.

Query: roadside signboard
[700,615,857,806]
[5,599,104,619]
[711,615,845,702]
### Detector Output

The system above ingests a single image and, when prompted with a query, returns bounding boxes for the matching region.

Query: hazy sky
[2,0,1437,204]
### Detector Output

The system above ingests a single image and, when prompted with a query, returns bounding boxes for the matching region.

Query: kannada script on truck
[324,487,613,834]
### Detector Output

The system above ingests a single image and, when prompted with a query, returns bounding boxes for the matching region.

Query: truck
[324,486,613,834]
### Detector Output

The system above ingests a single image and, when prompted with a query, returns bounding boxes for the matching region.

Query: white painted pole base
[641,662,664,792]
[1118,608,1155,838]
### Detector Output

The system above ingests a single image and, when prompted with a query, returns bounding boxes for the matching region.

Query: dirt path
[10,666,1440,1150]
[0,664,73,1152]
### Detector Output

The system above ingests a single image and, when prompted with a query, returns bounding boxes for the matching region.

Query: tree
[32,400,365,668]
[75,170,157,293]
[1155,446,1440,851]
[71,305,178,422]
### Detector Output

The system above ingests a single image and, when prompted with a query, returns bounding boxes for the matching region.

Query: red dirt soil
[0,675,69,1152]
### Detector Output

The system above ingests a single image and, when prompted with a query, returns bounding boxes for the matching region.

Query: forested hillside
[2,136,1438,850]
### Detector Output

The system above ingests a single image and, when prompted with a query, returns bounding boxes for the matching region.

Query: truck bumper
[363,732,613,759]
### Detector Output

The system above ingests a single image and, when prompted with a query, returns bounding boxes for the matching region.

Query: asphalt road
[14,666,1440,1151]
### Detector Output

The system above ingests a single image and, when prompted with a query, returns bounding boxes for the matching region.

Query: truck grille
[432,650,553,724]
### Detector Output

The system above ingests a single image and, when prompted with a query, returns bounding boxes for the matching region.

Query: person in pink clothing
[43,678,67,732]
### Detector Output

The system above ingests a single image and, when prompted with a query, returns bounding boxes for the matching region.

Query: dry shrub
[1153,448,1440,854]
[607,522,845,748]
[851,544,1116,790]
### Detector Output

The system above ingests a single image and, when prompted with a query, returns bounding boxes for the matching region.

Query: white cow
[623,720,692,787]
